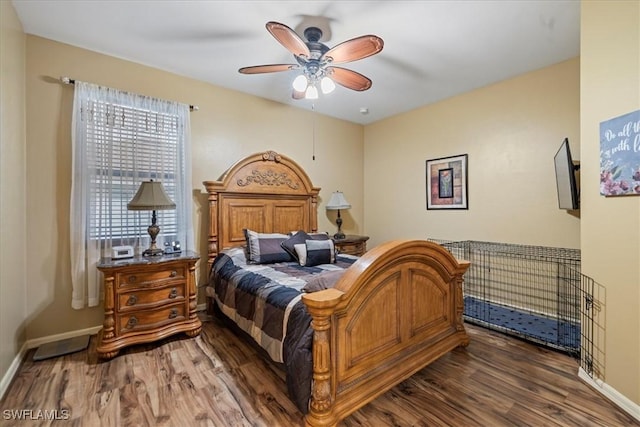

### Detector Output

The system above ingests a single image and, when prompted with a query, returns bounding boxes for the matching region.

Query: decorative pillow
[295,239,336,267]
[243,229,293,264]
[303,270,346,293]
[281,230,330,261]
[288,230,330,240]
[281,230,311,260]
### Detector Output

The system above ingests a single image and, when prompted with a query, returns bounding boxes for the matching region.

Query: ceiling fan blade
[322,35,384,65]
[326,66,372,91]
[266,21,311,58]
[238,64,297,74]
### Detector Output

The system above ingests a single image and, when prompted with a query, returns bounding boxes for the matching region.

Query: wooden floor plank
[1,316,637,427]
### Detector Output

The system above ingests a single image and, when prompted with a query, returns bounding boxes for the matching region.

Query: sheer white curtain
[70,81,193,309]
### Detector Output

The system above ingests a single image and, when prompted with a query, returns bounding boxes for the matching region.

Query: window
[70,82,193,309]
[86,102,181,242]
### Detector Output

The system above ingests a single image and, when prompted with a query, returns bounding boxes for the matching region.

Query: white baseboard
[579,368,640,422]
[0,342,28,401]
[25,326,102,350]
[0,325,101,401]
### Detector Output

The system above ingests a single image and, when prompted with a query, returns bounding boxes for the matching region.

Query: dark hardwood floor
[1,314,637,426]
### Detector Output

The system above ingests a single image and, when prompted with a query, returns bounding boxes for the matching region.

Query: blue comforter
[207,246,357,412]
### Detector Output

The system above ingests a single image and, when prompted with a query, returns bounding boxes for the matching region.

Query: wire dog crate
[430,240,584,357]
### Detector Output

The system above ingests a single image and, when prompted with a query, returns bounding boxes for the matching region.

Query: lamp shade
[127,180,176,211]
[326,191,351,210]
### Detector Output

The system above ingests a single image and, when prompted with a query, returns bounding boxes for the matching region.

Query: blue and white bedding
[206,246,357,412]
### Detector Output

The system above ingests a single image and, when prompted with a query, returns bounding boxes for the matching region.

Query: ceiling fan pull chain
[312,103,316,161]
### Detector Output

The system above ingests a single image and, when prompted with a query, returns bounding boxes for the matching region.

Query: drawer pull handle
[169,288,178,299]
[169,309,178,319]
[170,270,177,278]
[126,295,138,306]
[126,317,138,328]
[128,275,137,283]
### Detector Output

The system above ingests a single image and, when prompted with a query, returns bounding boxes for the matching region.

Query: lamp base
[142,213,164,256]
[143,247,164,257]
[333,210,346,240]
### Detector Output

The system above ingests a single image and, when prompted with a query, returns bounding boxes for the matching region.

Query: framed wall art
[600,109,640,196]
[426,154,468,210]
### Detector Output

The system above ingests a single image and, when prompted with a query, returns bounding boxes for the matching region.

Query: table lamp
[326,191,351,240]
[127,180,176,256]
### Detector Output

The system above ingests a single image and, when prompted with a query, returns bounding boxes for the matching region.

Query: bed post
[302,289,344,427]
[310,193,319,233]
[204,185,219,270]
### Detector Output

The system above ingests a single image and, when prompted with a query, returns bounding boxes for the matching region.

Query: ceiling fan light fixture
[305,85,319,100]
[292,74,308,92]
[320,76,336,94]
[239,21,383,99]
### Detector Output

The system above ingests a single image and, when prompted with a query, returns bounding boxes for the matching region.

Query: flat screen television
[554,138,580,210]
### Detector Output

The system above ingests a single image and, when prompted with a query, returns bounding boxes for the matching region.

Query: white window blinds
[86,102,181,239]
[70,81,193,309]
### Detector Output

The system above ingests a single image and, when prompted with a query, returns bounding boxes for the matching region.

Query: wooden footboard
[302,239,470,427]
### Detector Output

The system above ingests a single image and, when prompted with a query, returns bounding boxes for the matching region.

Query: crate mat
[464,296,580,353]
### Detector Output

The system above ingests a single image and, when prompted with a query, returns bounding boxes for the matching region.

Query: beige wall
[0,1,27,389]
[581,1,640,406]
[6,0,639,414]
[364,58,581,249]
[23,35,364,340]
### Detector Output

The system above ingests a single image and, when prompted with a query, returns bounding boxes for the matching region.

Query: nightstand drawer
[333,235,369,257]
[116,266,186,289]
[117,302,186,334]
[118,284,186,311]
[337,242,364,255]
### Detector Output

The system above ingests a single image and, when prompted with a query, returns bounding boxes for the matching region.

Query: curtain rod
[59,76,199,111]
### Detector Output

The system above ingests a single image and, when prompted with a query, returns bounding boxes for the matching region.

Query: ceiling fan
[239,21,384,100]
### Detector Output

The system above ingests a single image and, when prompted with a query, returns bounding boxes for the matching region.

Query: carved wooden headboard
[203,150,321,267]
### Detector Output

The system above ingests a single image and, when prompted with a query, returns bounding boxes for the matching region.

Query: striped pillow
[243,229,293,264]
[281,230,330,261]
[295,239,336,267]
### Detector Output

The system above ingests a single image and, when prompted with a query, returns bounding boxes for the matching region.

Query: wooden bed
[203,150,470,427]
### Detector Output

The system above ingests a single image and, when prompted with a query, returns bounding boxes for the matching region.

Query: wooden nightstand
[333,235,369,256]
[96,251,202,359]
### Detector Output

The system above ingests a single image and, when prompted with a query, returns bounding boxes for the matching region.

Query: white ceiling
[12,0,580,125]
